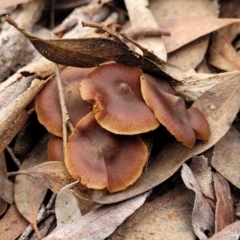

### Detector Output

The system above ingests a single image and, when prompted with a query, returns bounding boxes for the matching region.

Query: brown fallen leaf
[190,155,215,201]
[14,135,49,234]
[209,220,240,240]
[5,16,175,82]
[109,181,196,240]
[213,172,235,233]
[158,17,240,53]
[211,127,240,189]
[12,162,76,194]
[43,192,149,240]
[0,204,28,240]
[97,74,240,204]
[0,198,7,216]
[150,0,219,71]
[181,163,214,239]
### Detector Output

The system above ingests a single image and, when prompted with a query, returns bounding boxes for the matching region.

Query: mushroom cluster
[35,63,210,192]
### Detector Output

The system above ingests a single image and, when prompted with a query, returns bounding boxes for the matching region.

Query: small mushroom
[47,135,64,162]
[35,67,93,137]
[79,63,159,135]
[65,112,148,192]
[140,73,196,148]
[187,107,210,141]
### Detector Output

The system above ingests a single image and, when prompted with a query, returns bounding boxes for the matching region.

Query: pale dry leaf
[0,198,7,216]
[190,155,215,201]
[14,135,49,230]
[124,0,167,61]
[97,74,240,204]
[174,70,240,101]
[211,127,240,189]
[213,172,234,233]
[0,204,28,240]
[0,0,32,9]
[55,181,82,230]
[158,17,240,53]
[181,163,214,240]
[43,192,149,240]
[15,162,75,194]
[149,0,219,70]
[209,220,240,240]
[109,182,195,240]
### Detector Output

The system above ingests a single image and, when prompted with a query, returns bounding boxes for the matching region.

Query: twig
[6,146,21,167]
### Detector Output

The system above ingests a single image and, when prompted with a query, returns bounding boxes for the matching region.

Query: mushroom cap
[79,63,159,135]
[65,112,148,192]
[35,67,93,137]
[140,74,196,148]
[47,135,64,162]
[187,107,210,141]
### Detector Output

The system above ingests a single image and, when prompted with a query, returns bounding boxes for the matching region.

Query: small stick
[6,146,21,167]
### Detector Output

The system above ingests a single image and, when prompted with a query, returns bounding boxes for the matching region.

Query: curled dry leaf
[0,205,28,240]
[209,220,240,240]
[109,182,195,240]
[97,74,240,204]
[211,127,240,189]
[158,17,240,53]
[213,172,234,233]
[55,181,82,230]
[14,135,49,232]
[181,164,214,240]
[43,192,149,240]
[190,155,215,201]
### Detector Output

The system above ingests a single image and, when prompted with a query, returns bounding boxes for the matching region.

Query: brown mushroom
[35,67,93,137]
[47,135,64,162]
[140,73,196,148]
[65,112,148,192]
[79,63,159,135]
[187,107,210,141]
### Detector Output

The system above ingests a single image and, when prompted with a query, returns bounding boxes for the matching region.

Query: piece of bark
[0,0,44,81]
[213,172,235,233]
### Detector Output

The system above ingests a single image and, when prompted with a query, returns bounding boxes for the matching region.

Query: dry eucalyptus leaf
[14,135,49,232]
[149,0,219,71]
[190,155,214,201]
[211,127,240,189]
[0,198,7,216]
[209,220,240,240]
[43,192,149,240]
[208,31,240,71]
[0,0,32,9]
[213,172,234,233]
[158,17,240,53]
[175,70,240,101]
[181,163,214,240]
[0,204,28,240]
[124,0,167,61]
[55,181,82,230]
[97,74,240,204]
[5,16,174,82]
[109,182,195,240]
[15,162,75,194]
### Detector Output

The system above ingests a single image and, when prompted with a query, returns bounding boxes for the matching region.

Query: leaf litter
[1,0,240,239]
